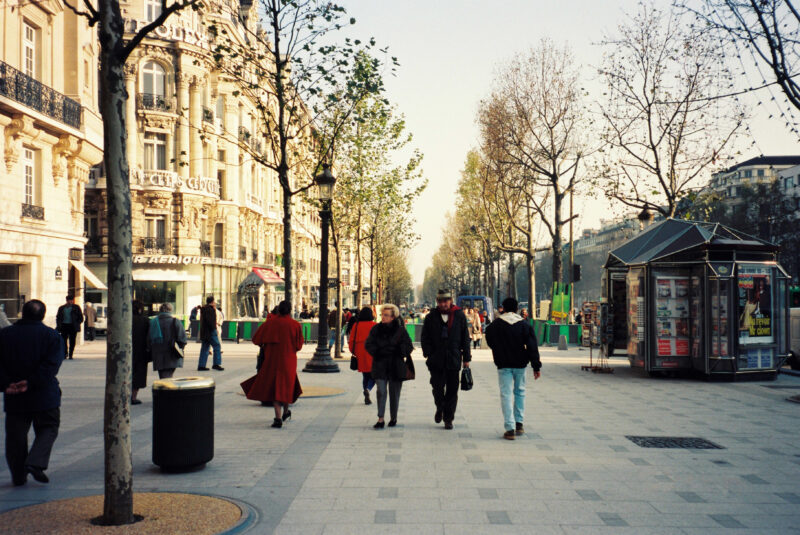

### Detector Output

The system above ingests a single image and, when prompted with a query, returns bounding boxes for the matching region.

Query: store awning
[252,267,283,284]
[69,259,107,289]
[131,269,201,282]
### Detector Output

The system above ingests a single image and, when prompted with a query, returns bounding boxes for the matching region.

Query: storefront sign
[125,19,210,49]
[133,255,240,267]
[134,170,220,198]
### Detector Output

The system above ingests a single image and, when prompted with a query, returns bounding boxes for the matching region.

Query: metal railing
[0,60,81,129]
[137,237,173,254]
[136,92,175,112]
[21,203,44,220]
[85,235,103,255]
[239,246,247,261]
[200,240,211,256]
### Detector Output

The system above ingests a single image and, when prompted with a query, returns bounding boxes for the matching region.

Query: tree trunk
[98,1,133,524]
[355,223,363,309]
[334,246,342,359]
[368,234,375,303]
[281,186,293,308]
[551,193,563,286]
[526,204,535,318]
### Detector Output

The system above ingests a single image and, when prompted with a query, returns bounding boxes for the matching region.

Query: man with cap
[485,297,541,440]
[421,289,471,429]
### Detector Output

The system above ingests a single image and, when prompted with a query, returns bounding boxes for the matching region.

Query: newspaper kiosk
[603,219,791,378]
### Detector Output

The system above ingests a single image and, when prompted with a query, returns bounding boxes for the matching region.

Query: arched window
[141,62,166,109]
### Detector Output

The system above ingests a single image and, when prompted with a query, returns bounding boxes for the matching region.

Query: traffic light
[572,263,581,282]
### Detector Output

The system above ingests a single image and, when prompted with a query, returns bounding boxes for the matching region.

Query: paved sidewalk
[1,339,800,534]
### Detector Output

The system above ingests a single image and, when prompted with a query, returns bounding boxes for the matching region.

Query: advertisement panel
[737,265,772,345]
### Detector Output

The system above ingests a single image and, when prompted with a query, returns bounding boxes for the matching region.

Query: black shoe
[364,390,372,405]
[388,419,397,427]
[373,420,385,429]
[271,418,282,428]
[12,473,26,486]
[503,430,516,440]
[515,422,525,435]
[434,409,443,423]
[282,409,292,422]
[131,399,142,405]
[444,421,453,430]
[212,364,224,371]
[197,367,210,371]
[68,357,73,360]
[26,466,49,484]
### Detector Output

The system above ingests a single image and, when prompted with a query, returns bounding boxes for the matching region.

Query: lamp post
[303,164,340,373]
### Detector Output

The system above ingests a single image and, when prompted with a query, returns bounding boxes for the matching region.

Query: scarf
[148,315,163,344]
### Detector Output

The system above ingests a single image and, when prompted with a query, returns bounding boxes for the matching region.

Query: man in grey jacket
[485,297,541,440]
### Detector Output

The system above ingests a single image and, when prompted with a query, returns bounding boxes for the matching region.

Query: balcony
[136,237,173,254]
[245,192,262,213]
[239,246,247,261]
[136,92,175,113]
[85,235,103,255]
[238,125,251,146]
[252,249,258,262]
[0,60,81,129]
[21,203,44,220]
[200,240,211,257]
[202,106,214,124]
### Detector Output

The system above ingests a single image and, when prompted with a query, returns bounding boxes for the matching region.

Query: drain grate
[625,436,724,449]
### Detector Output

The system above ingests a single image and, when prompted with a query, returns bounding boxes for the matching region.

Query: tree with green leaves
[206,0,392,309]
[57,0,201,525]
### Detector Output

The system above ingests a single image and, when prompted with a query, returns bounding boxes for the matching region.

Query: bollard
[558,334,568,351]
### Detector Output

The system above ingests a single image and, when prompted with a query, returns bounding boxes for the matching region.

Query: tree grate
[625,436,724,449]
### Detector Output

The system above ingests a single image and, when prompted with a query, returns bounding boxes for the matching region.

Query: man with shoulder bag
[485,297,541,440]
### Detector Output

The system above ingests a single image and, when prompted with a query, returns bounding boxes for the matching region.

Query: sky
[337,0,800,286]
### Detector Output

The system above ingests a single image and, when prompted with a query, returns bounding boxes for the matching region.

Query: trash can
[152,377,215,471]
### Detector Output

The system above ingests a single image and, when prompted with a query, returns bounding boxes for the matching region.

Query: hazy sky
[338,0,800,286]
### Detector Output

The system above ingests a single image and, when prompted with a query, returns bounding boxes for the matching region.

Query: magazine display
[655,276,690,357]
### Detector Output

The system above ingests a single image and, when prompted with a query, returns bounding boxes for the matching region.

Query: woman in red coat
[242,301,303,428]
[348,307,377,405]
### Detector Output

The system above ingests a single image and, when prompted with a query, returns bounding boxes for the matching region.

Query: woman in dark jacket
[145,303,187,378]
[131,300,150,404]
[364,304,414,429]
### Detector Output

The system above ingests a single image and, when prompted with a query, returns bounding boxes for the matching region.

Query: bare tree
[598,2,744,218]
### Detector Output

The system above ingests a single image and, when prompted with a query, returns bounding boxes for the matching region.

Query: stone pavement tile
[734,513,800,529]
[649,500,773,515]
[444,525,563,535]
[681,530,795,535]
[486,510,511,524]
[507,509,604,526]
[375,510,397,524]
[273,523,325,535]
[775,492,800,504]
[546,500,659,515]
[392,510,488,524]
[323,524,444,535]
[440,498,548,512]
[280,509,375,524]
[335,498,436,511]
[560,526,686,535]
[284,497,336,511]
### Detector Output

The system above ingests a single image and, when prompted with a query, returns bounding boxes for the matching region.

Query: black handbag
[404,355,415,381]
[460,367,473,391]
[350,324,359,370]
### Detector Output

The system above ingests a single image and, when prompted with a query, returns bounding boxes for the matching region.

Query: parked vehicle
[456,295,495,324]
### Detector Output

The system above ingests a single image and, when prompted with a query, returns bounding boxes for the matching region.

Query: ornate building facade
[0,0,104,324]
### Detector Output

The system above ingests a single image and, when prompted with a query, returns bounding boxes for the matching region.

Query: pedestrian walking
[130,300,150,404]
[364,304,414,429]
[198,296,223,371]
[0,300,64,485]
[484,297,541,440]
[55,294,83,360]
[242,301,303,428]
[468,307,483,350]
[327,304,339,350]
[83,302,97,341]
[421,289,471,430]
[146,303,186,379]
[348,307,377,405]
[0,308,10,329]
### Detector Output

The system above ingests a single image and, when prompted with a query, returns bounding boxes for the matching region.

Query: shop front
[603,219,791,378]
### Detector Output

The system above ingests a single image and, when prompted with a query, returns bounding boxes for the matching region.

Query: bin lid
[152,377,215,390]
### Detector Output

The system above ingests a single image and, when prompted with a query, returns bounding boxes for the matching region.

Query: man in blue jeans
[484,297,541,440]
[198,296,223,371]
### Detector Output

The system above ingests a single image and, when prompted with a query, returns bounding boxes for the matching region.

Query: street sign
[327,277,338,288]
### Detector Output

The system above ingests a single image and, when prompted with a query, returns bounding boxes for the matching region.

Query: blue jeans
[199,331,222,367]
[497,368,526,432]
[328,328,336,349]
[362,372,375,391]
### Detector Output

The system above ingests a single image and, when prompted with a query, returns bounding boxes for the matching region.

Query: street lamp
[303,164,340,373]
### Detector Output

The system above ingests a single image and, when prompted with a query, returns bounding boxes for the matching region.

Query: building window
[23,148,35,206]
[144,0,162,22]
[744,169,752,178]
[141,61,166,99]
[214,223,224,258]
[22,22,37,79]
[143,133,167,170]
[0,265,21,319]
[145,215,166,239]
[757,169,764,177]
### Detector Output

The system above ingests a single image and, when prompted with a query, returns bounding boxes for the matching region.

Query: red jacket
[348,320,376,373]
[244,314,304,404]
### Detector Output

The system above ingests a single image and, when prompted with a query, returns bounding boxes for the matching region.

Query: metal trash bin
[152,377,215,470]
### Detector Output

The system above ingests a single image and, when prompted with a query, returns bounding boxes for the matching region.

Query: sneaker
[515,422,524,435]
[197,367,210,371]
[212,365,224,371]
[434,409,443,423]
[503,430,516,440]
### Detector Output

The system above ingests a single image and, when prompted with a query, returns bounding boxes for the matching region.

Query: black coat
[0,319,64,413]
[56,303,83,333]
[485,314,541,371]
[131,313,150,389]
[199,304,217,342]
[364,320,413,381]
[421,307,471,371]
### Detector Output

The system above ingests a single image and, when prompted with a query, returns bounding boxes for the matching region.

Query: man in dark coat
[198,295,223,371]
[485,297,541,440]
[55,294,83,359]
[0,300,65,485]
[421,289,471,429]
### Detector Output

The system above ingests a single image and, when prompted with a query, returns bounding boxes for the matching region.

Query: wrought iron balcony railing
[0,60,81,129]
[136,92,175,112]
[21,203,44,220]
[200,240,211,257]
[137,237,173,254]
[239,246,247,261]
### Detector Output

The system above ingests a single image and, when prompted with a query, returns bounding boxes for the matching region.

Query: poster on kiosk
[737,265,773,369]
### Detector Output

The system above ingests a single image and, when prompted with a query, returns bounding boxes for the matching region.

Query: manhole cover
[625,436,724,449]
